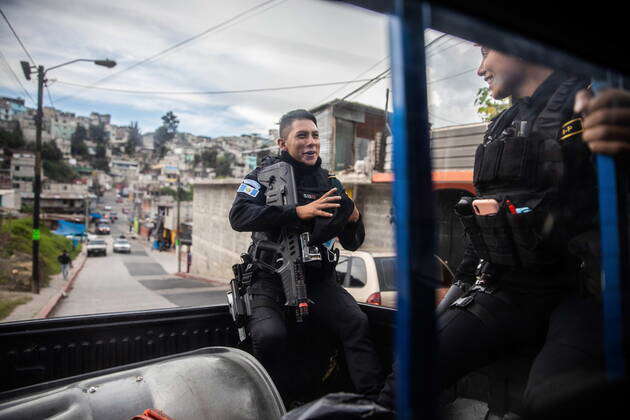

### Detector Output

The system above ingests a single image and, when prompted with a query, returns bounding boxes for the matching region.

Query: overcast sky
[0,0,486,137]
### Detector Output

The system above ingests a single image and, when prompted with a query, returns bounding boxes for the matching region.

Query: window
[336,256,367,288]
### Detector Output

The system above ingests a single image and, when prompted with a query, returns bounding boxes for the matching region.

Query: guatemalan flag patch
[237,182,259,197]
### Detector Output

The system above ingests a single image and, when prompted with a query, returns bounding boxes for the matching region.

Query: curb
[36,251,89,319]
[175,272,227,287]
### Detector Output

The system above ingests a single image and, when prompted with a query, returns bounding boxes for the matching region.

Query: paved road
[53,194,228,318]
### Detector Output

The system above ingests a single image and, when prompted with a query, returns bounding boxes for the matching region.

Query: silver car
[113,238,131,253]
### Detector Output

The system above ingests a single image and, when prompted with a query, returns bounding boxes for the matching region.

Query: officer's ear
[277,137,287,151]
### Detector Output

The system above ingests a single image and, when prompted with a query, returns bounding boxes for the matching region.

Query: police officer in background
[379,46,602,413]
[229,109,384,401]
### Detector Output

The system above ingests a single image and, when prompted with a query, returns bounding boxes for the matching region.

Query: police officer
[229,109,384,401]
[379,46,601,412]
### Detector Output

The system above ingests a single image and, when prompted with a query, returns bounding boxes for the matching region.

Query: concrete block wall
[191,181,251,283]
[192,180,396,283]
[352,183,395,252]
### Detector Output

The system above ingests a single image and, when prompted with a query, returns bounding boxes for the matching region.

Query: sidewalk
[3,249,88,322]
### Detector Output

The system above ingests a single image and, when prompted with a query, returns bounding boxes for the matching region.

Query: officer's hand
[296,188,341,220]
[575,89,630,156]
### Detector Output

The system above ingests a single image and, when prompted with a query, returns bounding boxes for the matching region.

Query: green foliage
[126,121,142,155]
[92,158,109,172]
[71,124,88,156]
[159,186,193,201]
[199,148,218,168]
[42,141,63,161]
[0,123,25,149]
[215,153,234,178]
[0,295,31,321]
[474,87,511,121]
[89,123,108,144]
[43,160,79,183]
[154,111,179,158]
[0,218,81,281]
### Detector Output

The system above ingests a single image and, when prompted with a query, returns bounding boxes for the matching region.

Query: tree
[154,111,179,158]
[0,123,25,150]
[89,123,108,144]
[200,149,218,168]
[474,87,511,121]
[71,124,88,156]
[126,121,142,155]
[42,141,63,161]
[215,153,235,177]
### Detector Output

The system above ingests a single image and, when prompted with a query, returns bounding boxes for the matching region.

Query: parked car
[110,211,118,221]
[338,251,397,307]
[116,198,123,203]
[113,238,131,253]
[95,222,111,235]
[86,239,107,257]
[338,251,453,308]
[104,205,112,212]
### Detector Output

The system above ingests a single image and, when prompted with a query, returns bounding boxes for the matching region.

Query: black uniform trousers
[379,288,605,415]
[248,271,384,399]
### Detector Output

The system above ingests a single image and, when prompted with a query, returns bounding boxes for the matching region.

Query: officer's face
[279,119,320,165]
[477,47,525,100]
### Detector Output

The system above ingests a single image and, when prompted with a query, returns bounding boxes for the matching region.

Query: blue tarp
[90,212,102,219]
[53,220,86,237]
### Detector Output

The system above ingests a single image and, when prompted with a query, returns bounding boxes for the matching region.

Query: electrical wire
[53,76,391,95]
[55,0,287,104]
[0,49,35,104]
[0,7,59,108]
[0,8,36,64]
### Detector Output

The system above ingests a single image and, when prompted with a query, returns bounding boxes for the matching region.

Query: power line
[0,8,36,64]
[315,56,389,106]
[0,7,58,108]
[56,0,286,104]
[0,49,35,104]
[54,76,391,96]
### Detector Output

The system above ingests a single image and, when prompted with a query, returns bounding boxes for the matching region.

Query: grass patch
[0,295,32,320]
[0,218,81,289]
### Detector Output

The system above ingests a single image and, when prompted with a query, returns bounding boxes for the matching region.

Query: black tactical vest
[465,74,597,270]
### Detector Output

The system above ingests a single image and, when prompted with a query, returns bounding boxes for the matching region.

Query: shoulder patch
[243,178,261,190]
[237,183,259,198]
[559,118,583,141]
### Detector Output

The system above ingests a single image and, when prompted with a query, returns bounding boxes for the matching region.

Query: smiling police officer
[378,47,601,413]
[229,109,384,401]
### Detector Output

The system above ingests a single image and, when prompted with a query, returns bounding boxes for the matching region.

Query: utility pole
[176,175,182,273]
[32,65,44,294]
[84,196,89,236]
[20,58,116,295]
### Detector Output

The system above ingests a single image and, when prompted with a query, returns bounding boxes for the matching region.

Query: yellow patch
[559,118,583,141]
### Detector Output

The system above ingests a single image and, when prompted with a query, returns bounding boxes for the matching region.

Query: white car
[86,239,107,257]
[113,238,131,253]
[337,251,397,308]
[338,251,454,308]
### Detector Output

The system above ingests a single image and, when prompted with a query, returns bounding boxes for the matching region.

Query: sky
[0,0,486,138]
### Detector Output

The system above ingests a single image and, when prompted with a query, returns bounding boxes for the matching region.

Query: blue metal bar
[390,1,437,418]
[593,75,628,381]
[597,154,626,380]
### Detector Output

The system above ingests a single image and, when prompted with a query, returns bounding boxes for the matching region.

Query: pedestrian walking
[186,248,192,273]
[57,251,72,281]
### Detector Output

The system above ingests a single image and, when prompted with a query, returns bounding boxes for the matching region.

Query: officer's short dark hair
[279,109,317,138]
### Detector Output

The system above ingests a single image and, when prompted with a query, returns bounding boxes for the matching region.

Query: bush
[0,218,80,282]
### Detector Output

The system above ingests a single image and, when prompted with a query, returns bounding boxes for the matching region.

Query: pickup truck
[86,239,107,257]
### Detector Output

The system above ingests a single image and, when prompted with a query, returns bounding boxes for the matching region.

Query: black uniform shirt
[229,151,364,252]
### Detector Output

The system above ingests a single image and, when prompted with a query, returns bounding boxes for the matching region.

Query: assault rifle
[254,162,321,322]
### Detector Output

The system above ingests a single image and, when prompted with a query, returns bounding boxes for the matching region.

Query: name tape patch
[237,183,259,197]
[560,118,583,141]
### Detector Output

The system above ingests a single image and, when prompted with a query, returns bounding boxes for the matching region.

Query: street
[52,196,228,318]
